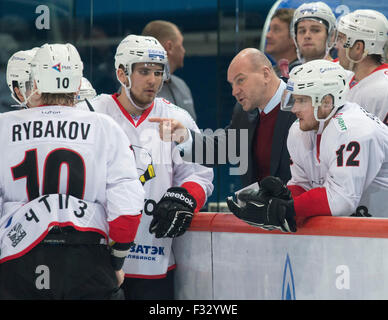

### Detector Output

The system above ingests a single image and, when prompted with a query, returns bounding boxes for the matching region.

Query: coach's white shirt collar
[262,79,286,115]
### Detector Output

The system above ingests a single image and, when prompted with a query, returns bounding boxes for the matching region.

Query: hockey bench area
[173,213,388,300]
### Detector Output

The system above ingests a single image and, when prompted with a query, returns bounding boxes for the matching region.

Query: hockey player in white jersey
[6,48,41,108]
[77,34,214,299]
[0,43,144,299]
[227,60,388,232]
[291,2,337,63]
[336,9,388,123]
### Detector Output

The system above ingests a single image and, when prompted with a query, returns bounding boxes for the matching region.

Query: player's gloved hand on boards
[257,176,292,204]
[149,187,196,238]
[226,189,297,233]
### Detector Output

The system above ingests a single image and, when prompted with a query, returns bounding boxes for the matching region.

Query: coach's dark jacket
[184,102,296,187]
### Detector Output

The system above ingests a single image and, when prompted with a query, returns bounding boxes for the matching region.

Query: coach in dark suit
[150,48,296,186]
[224,102,295,186]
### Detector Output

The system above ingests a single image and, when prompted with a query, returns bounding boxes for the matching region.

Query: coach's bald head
[227,48,280,112]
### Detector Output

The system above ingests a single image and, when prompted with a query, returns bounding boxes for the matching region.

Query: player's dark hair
[369,54,384,65]
[11,80,22,102]
[355,40,384,64]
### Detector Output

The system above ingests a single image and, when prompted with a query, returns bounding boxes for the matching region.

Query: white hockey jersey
[0,106,144,263]
[77,94,214,278]
[346,64,388,123]
[287,102,388,217]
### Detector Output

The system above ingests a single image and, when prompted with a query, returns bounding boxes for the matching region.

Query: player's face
[291,94,319,131]
[335,32,364,71]
[296,20,328,61]
[227,57,267,112]
[266,17,294,57]
[130,63,164,107]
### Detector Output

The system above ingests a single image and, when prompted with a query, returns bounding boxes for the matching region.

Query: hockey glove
[149,187,196,238]
[256,176,292,204]
[227,190,297,233]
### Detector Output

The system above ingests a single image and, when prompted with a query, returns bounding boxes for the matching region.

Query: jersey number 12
[336,141,360,167]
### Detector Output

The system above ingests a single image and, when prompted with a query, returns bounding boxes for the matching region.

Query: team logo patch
[7,223,27,247]
[52,63,61,72]
[333,113,347,131]
[131,145,156,185]
[300,6,318,14]
[320,66,339,73]
[286,81,294,91]
[148,49,165,60]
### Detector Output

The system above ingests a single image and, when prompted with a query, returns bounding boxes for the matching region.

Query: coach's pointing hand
[149,117,189,144]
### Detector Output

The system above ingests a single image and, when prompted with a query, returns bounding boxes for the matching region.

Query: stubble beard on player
[129,90,156,110]
[301,46,326,62]
[340,57,351,71]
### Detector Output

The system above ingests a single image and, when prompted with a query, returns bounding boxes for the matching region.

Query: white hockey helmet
[6,48,38,104]
[114,34,169,88]
[30,43,83,94]
[281,59,348,122]
[337,9,388,56]
[76,77,97,102]
[291,2,337,60]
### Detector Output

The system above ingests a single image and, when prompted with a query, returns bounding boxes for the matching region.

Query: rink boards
[173,213,388,300]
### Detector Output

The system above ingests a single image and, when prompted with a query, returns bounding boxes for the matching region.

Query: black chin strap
[85,98,95,112]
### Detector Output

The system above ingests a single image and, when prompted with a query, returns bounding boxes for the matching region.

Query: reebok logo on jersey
[164,191,194,208]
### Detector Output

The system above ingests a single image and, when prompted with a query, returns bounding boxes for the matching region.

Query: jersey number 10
[11,148,85,201]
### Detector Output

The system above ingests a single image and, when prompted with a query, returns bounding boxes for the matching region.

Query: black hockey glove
[227,190,297,233]
[149,187,196,238]
[256,176,292,204]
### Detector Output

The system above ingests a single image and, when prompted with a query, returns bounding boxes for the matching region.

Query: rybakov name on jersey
[11,119,92,143]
